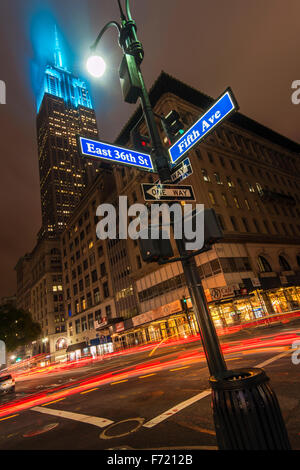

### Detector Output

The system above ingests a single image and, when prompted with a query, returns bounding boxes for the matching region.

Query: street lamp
[87,0,291,450]
[86,55,106,78]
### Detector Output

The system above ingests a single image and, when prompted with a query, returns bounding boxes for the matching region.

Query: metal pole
[176,239,227,377]
[135,58,227,378]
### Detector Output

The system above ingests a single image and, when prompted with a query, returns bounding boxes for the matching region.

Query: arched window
[257,255,272,273]
[279,255,291,271]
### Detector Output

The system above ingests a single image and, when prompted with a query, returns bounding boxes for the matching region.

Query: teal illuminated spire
[54,25,63,69]
[37,25,93,111]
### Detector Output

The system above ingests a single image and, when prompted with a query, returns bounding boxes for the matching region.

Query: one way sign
[142,183,195,202]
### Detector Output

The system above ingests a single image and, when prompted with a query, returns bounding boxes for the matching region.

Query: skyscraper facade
[37,27,100,240]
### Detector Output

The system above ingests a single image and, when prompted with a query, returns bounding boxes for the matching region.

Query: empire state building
[37,27,100,240]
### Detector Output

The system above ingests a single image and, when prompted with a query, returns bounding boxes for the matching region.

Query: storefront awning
[66,341,88,352]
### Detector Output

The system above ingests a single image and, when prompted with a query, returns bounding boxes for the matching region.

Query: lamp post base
[209,368,291,450]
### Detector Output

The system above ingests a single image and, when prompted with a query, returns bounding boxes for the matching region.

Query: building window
[88,313,94,329]
[227,176,234,188]
[103,282,110,298]
[230,216,238,231]
[216,214,226,230]
[263,220,270,234]
[81,316,87,331]
[94,288,100,304]
[100,263,107,277]
[219,156,225,167]
[207,152,214,163]
[221,193,229,207]
[75,319,80,334]
[214,172,222,184]
[233,196,240,209]
[279,255,291,271]
[257,256,272,273]
[244,199,250,210]
[105,305,112,318]
[237,178,243,189]
[241,217,250,232]
[246,182,255,192]
[272,221,279,234]
[253,219,260,233]
[281,223,289,236]
[202,169,210,182]
[98,245,104,257]
[91,270,98,283]
[208,191,217,205]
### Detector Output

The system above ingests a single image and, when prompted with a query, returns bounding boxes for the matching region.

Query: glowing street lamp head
[86,55,106,78]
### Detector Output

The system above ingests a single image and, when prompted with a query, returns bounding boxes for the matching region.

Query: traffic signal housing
[130,128,152,153]
[183,208,224,252]
[138,227,174,263]
[181,297,188,312]
[161,110,185,144]
[119,54,142,104]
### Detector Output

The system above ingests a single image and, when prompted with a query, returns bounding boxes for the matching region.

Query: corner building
[109,72,300,347]
[61,71,300,353]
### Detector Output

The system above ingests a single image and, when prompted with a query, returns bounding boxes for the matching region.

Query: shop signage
[115,321,125,332]
[209,284,239,301]
[239,288,248,296]
[94,317,108,329]
[251,277,261,287]
[132,299,182,327]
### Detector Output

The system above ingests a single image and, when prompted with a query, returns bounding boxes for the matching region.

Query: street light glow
[86,55,106,78]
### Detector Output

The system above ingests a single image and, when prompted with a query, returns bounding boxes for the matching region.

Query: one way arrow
[141,183,195,202]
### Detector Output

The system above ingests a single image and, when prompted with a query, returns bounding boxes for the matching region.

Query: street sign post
[78,136,154,172]
[142,183,195,202]
[168,88,238,166]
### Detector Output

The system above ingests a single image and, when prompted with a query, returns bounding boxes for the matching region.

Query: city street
[0,322,299,450]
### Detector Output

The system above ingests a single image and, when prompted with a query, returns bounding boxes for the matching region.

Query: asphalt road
[0,322,299,451]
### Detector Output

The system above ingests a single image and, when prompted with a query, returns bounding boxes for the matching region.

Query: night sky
[1,0,300,298]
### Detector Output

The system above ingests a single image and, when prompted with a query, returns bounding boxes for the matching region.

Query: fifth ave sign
[168,88,238,165]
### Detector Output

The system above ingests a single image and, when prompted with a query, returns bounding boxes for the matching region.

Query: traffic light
[181,297,188,312]
[130,128,152,153]
[138,227,174,263]
[161,110,185,144]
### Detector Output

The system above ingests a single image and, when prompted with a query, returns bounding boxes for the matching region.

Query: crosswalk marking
[32,406,114,428]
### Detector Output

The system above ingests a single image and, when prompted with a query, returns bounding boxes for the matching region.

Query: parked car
[0,374,15,394]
